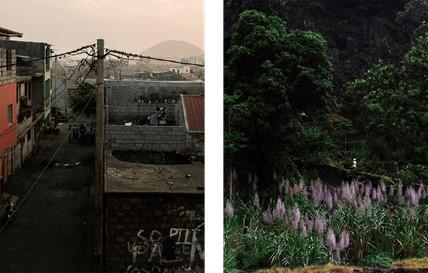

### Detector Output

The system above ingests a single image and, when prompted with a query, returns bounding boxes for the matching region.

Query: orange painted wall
[0,82,17,154]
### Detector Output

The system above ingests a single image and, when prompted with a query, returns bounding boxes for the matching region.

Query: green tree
[70,82,96,116]
[345,33,428,167]
[225,10,333,186]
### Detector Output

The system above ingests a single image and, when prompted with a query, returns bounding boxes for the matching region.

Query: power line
[0,58,96,139]
[0,91,96,234]
[105,49,205,67]
[0,44,95,69]
[0,59,93,139]
[18,54,94,116]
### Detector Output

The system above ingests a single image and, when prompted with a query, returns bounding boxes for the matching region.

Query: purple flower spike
[380,182,386,193]
[254,192,260,208]
[225,200,234,218]
[372,188,377,201]
[272,197,286,221]
[262,209,273,224]
[339,230,350,249]
[232,167,238,181]
[326,228,337,250]
[299,220,308,237]
[362,194,372,216]
[325,191,333,210]
[311,179,324,205]
[253,174,258,192]
[377,186,384,203]
[290,206,301,230]
[407,187,419,207]
[342,182,356,203]
[417,185,424,200]
[314,215,326,234]
[397,183,403,201]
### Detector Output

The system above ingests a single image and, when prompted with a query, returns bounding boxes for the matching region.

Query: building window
[6,50,12,71]
[7,104,13,124]
[26,82,32,100]
[45,48,50,71]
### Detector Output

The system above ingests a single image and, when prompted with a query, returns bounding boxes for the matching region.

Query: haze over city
[0,0,204,54]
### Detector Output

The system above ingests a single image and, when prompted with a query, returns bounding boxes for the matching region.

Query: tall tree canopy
[225,10,333,185]
[345,33,428,166]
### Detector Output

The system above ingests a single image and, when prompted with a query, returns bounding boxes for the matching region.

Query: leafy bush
[362,251,395,266]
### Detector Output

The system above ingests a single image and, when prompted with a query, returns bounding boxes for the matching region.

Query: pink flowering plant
[224,180,428,272]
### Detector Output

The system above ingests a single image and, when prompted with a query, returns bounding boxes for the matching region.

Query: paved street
[0,124,94,272]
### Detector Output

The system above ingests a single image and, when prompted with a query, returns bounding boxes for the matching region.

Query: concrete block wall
[106,125,188,152]
[189,133,204,157]
[106,80,204,105]
[105,193,204,273]
[0,40,46,76]
[0,48,16,85]
[108,102,178,125]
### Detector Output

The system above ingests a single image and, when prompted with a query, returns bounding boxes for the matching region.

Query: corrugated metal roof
[182,94,204,132]
[0,26,23,38]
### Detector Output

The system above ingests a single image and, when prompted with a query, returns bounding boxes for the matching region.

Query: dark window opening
[7,104,13,124]
[45,48,50,71]
[6,50,12,71]
[25,82,31,100]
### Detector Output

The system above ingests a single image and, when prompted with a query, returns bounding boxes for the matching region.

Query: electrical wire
[0,90,96,234]
[0,44,95,69]
[0,58,96,139]
[105,49,204,67]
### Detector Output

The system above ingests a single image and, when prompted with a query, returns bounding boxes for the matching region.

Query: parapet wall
[108,102,180,125]
[106,80,204,105]
[106,125,188,152]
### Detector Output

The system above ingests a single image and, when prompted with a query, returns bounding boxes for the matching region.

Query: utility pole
[94,38,105,272]
[64,69,68,120]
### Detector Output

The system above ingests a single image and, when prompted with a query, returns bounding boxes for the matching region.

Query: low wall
[104,193,204,273]
[106,80,204,105]
[106,125,188,152]
[108,103,179,125]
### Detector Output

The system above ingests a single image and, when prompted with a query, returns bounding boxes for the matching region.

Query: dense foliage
[344,33,428,179]
[225,10,333,185]
[225,10,428,188]
[225,180,428,272]
[70,82,96,116]
[224,8,428,272]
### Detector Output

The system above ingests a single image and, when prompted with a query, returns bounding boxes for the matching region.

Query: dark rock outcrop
[225,0,428,92]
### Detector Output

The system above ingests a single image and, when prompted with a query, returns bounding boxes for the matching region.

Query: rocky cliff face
[225,0,428,91]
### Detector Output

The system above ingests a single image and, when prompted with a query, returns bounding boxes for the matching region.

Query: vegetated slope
[225,0,427,90]
[143,40,204,59]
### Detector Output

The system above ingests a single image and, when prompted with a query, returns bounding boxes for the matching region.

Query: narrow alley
[0,124,94,272]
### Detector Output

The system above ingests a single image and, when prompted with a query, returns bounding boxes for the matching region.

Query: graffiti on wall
[126,223,204,272]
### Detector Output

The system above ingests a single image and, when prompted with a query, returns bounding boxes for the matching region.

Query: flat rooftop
[105,150,204,194]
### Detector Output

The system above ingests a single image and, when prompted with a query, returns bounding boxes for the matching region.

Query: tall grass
[224,180,428,272]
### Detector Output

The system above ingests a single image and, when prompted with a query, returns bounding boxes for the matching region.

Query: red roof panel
[182,95,204,132]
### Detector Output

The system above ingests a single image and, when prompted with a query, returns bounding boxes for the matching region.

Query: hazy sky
[0,0,204,53]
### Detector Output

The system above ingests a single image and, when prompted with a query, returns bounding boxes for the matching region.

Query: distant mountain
[143,40,204,59]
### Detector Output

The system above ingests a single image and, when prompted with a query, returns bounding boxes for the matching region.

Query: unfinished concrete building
[103,80,204,273]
